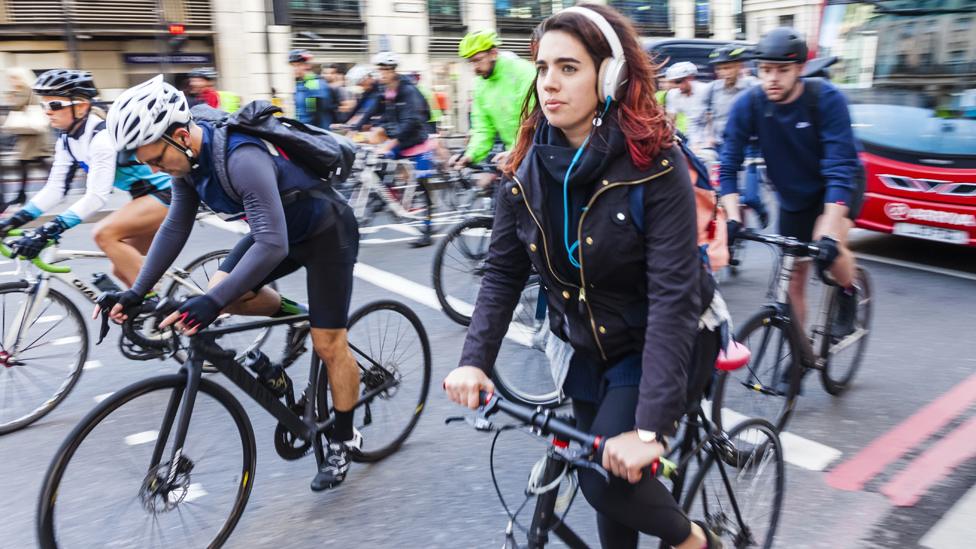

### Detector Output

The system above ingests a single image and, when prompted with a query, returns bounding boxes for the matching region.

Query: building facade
[1,0,738,130]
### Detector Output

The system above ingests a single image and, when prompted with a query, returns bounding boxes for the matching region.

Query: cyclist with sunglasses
[0,69,172,288]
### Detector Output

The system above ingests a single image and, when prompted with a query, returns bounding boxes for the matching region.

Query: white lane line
[703,401,842,471]
[36,315,61,324]
[83,360,103,370]
[361,234,447,246]
[854,252,976,282]
[0,270,19,276]
[124,430,159,446]
[185,483,208,503]
[354,263,535,349]
[920,483,976,549]
[52,336,83,346]
[94,392,113,403]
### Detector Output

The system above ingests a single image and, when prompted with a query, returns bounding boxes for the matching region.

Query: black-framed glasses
[141,141,172,169]
[39,99,83,113]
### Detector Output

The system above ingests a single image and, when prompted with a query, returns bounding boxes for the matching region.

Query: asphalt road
[0,194,974,549]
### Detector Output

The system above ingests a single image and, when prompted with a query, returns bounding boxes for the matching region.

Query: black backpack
[190,101,356,202]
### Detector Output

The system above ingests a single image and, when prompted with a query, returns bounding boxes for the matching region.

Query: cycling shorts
[128,179,172,206]
[218,207,359,329]
[778,175,865,243]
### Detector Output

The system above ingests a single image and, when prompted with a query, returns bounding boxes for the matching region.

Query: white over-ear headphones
[561,6,628,103]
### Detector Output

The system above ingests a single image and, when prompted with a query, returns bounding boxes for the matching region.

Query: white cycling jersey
[23,114,115,227]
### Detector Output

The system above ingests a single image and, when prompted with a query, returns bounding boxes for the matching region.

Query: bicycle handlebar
[0,230,71,273]
[475,391,677,479]
[737,229,821,258]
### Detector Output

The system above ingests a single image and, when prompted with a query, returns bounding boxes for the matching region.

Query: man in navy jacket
[720,27,863,346]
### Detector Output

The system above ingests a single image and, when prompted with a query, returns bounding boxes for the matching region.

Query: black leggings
[572,387,692,549]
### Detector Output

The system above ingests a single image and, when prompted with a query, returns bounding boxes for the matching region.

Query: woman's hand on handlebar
[443,366,495,410]
[92,290,144,324]
[602,431,666,484]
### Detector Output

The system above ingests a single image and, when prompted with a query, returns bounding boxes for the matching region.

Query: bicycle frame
[521,404,750,549]
[151,315,399,483]
[351,151,429,222]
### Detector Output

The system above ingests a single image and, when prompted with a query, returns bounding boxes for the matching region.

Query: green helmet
[459,29,499,59]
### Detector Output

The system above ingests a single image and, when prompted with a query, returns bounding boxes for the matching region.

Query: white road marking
[52,336,82,346]
[36,315,61,324]
[93,392,113,403]
[854,252,976,282]
[124,430,159,446]
[920,483,976,549]
[703,401,842,471]
[83,360,102,370]
[185,483,208,503]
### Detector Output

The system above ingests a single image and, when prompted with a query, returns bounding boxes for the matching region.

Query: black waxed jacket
[459,138,711,436]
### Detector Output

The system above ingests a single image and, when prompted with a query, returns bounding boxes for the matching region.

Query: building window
[290,0,359,12]
[779,14,794,28]
[429,0,465,32]
[609,0,671,35]
[695,0,711,37]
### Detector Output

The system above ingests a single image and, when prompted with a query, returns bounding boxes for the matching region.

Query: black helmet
[32,69,98,99]
[288,49,313,64]
[708,44,750,65]
[189,67,218,80]
[750,27,808,63]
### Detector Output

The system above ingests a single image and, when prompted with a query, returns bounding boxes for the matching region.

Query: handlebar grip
[0,232,70,273]
[121,309,173,351]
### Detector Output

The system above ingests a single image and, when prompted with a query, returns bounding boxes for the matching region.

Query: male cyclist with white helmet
[720,28,862,363]
[372,51,436,247]
[660,61,707,146]
[451,29,535,174]
[0,69,172,288]
[101,75,362,492]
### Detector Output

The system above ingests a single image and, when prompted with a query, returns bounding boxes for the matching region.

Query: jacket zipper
[576,168,675,361]
[511,175,576,290]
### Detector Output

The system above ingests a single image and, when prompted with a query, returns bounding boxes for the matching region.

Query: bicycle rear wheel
[711,307,802,433]
[0,282,88,435]
[490,275,561,408]
[37,374,256,549]
[682,418,785,549]
[820,267,872,395]
[325,300,431,462]
[432,216,492,326]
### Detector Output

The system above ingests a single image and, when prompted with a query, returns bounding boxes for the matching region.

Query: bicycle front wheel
[326,300,431,462]
[711,307,802,433]
[682,418,785,549]
[432,216,492,326]
[0,282,88,435]
[820,267,873,395]
[166,250,276,368]
[37,374,256,548]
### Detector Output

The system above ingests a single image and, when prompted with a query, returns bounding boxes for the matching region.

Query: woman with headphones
[444,4,721,548]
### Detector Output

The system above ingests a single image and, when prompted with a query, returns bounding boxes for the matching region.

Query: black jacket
[459,121,707,435]
[379,75,429,150]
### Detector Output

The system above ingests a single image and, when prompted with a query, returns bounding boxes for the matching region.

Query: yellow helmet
[459,30,500,59]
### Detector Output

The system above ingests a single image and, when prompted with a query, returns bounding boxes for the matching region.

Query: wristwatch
[636,429,669,450]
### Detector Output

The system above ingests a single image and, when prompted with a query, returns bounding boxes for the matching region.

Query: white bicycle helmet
[372,51,399,67]
[107,74,191,152]
[345,64,376,85]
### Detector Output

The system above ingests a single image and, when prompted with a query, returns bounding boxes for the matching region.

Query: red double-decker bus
[815,0,976,246]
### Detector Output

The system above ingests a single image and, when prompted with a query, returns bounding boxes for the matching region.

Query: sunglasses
[39,99,84,113]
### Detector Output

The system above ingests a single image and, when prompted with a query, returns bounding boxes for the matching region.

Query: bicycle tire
[0,282,88,435]
[681,418,785,549]
[711,307,802,434]
[820,267,873,396]
[320,300,431,463]
[432,216,493,326]
[37,374,256,549]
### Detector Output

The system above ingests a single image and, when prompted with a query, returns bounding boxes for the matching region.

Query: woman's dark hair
[506,3,672,176]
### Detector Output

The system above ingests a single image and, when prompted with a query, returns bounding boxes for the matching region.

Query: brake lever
[96,310,111,345]
[444,415,496,432]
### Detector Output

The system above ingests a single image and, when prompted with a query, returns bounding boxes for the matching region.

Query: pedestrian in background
[2,67,51,208]
[290,49,336,129]
[323,64,355,123]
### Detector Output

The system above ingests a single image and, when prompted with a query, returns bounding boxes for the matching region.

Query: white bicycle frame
[348,149,429,222]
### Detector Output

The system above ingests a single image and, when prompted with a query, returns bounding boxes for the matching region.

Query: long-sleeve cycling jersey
[22,115,115,228]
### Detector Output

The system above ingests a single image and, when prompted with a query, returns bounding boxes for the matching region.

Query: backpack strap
[209,124,242,203]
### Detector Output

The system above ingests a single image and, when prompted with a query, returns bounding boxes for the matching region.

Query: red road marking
[880,415,976,507]
[826,372,976,491]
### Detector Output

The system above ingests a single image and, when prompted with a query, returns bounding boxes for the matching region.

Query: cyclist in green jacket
[452,30,535,173]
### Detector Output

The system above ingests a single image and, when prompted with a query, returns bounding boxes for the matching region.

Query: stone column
[364,0,430,74]
[673,0,696,38]
[711,0,735,41]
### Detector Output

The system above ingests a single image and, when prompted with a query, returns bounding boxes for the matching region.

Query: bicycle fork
[4,276,52,355]
[146,358,205,501]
